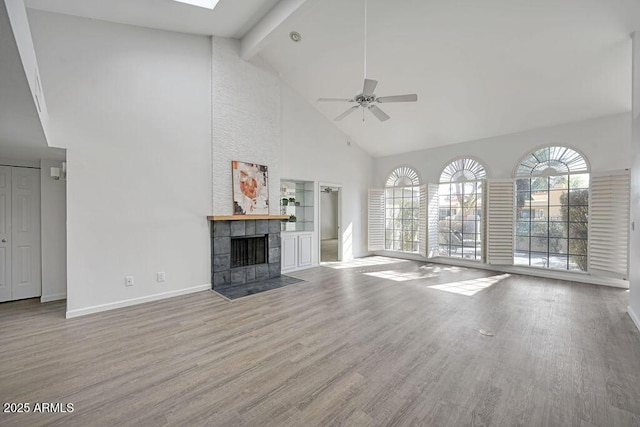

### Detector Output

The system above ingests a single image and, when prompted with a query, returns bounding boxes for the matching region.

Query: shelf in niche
[208,215,289,221]
[280,179,314,232]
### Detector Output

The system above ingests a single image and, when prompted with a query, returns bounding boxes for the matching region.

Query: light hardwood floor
[1,257,639,426]
[321,239,339,262]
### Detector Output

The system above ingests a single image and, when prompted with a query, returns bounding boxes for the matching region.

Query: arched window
[385,166,421,253]
[514,146,589,271]
[438,158,486,260]
[386,166,420,187]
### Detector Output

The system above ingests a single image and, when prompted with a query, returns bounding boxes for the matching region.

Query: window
[514,146,589,271]
[438,158,486,260]
[384,167,421,252]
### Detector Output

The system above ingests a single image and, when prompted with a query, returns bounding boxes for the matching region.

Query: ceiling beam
[240,0,308,61]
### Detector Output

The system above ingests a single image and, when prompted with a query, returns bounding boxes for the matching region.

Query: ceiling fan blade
[334,106,359,121]
[376,94,418,103]
[369,105,390,121]
[317,98,355,102]
[362,79,378,96]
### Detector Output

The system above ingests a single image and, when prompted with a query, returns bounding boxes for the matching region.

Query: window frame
[514,145,590,272]
[384,166,422,254]
[437,157,487,261]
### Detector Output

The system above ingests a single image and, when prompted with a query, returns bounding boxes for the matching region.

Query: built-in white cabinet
[281,232,313,272]
[298,233,313,267]
[282,234,298,271]
[280,178,316,272]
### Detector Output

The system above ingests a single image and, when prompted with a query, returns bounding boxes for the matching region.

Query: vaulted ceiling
[25,0,640,157]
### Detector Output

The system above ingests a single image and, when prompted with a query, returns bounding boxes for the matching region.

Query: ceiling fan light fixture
[316,0,417,122]
[289,31,302,42]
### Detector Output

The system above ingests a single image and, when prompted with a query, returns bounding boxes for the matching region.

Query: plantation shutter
[589,170,630,280]
[419,185,427,257]
[486,180,515,265]
[419,184,439,258]
[368,189,385,251]
[427,183,440,257]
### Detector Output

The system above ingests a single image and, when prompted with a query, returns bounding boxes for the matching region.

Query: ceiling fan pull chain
[364,0,367,79]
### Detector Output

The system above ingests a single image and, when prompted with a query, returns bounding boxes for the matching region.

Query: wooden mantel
[208,215,289,221]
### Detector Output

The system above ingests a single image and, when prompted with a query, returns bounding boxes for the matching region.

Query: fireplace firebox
[230,235,268,268]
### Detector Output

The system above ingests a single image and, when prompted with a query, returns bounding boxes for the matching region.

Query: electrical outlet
[157,272,166,282]
[125,276,134,287]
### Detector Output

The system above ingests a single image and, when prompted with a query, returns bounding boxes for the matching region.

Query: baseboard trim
[65,284,211,319]
[41,293,66,303]
[628,305,640,332]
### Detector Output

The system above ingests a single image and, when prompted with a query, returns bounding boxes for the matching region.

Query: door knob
[1,239,6,242]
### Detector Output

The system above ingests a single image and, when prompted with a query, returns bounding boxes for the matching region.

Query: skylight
[173,0,219,10]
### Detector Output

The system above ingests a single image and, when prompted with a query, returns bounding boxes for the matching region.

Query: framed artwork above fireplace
[232,160,269,215]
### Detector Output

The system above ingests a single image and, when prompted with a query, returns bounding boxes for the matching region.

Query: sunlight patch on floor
[418,264,464,273]
[363,270,438,282]
[323,256,409,269]
[428,274,511,296]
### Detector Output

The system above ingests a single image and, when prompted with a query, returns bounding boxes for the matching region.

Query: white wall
[375,113,632,185]
[320,191,338,240]
[629,32,640,331]
[281,84,373,261]
[40,158,66,302]
[211,38,281,216]
[29,11,212,317]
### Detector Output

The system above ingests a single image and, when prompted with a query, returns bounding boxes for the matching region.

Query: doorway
[319,184,340,262]
[0,165,42,302]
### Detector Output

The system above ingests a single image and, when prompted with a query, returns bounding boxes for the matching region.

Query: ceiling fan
[317,0,418,122]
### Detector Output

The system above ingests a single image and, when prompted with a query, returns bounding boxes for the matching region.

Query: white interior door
[11,167,41,300]
[0,166,12,302]
[0,166,41,302]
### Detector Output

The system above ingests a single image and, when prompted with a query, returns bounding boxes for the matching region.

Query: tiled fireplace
[211,219,282,288]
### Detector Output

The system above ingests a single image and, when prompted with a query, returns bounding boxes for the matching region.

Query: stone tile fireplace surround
[211,219,283,288]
